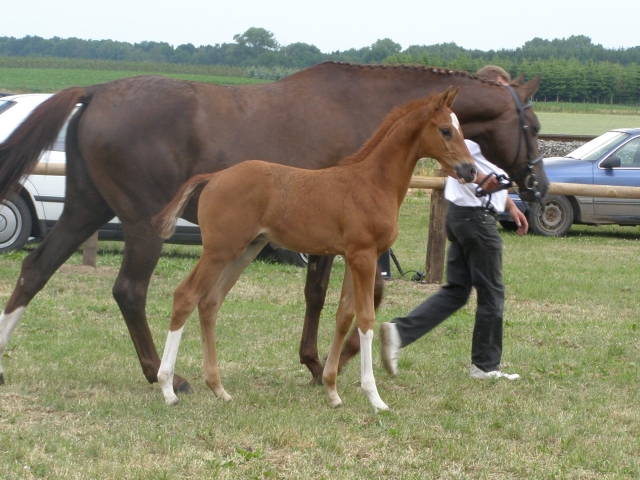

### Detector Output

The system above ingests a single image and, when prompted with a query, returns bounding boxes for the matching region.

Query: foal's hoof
[164,396,180,406]
[309,374,323,386]
[216,391,233,402]
[174,380,193,394]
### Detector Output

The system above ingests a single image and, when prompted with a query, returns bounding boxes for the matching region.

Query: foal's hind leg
[158,251,227,405]
[198,239,268,402]
[0,194,114,386]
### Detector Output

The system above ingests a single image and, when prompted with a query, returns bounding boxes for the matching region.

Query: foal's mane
[337,94,443,166]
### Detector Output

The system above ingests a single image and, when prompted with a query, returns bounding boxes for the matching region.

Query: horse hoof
[174,380,193,394]
[220,392,233,402]
[164,396,180,406]
[309,375,323,386]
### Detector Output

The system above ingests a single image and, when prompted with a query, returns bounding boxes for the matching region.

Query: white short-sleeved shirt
[444,140,509,213]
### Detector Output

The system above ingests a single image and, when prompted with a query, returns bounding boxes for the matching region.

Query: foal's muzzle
[455,163,477,184]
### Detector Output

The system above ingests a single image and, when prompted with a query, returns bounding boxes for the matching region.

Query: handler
[380,66,528,380]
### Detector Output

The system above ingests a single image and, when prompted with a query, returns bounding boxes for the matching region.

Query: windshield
[566,131,630,161]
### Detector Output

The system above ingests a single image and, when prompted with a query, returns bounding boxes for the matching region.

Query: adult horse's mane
[295,61,507,87]
[338,94,445,166]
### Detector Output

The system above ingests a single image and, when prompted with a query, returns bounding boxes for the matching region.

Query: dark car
[499,128,640,236]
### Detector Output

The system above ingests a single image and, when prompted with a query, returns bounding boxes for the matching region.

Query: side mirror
[601,155,621,169]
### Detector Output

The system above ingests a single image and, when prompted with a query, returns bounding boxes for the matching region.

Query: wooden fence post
[424,171,448,284]
[82,231,99,268]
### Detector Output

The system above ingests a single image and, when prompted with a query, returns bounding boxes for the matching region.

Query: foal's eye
[440,128,452,139]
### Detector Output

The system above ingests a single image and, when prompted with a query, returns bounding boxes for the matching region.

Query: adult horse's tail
[0,87,92,202]
[152,173,214,239]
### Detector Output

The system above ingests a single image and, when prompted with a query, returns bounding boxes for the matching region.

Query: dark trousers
[393,203,505,372]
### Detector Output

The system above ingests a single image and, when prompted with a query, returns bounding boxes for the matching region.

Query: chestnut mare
[152,89,473,410]
[0,62,547,392]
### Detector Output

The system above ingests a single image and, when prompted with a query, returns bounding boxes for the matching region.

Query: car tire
[275,248,309,267]
[499,220,519,232]
[527,195,574,237]
[0,194,33,253]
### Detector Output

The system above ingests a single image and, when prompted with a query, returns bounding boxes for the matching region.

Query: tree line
[1,30,639,104]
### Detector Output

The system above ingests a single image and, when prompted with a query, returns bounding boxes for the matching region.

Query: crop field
[1,192,639,479]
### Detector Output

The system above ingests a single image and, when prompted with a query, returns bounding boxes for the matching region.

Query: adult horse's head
[459,75,549,202]
[416,87,476,183]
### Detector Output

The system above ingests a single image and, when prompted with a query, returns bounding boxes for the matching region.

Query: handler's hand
[507,200,528,236]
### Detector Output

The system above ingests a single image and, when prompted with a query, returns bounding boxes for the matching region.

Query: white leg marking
[158,326,184,405]
[359,328,389,412]
[0,307,26,382]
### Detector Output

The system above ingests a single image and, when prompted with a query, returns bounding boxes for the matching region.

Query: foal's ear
[441,86,459,108]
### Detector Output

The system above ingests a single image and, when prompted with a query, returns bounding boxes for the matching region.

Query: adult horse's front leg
[113,225,191,393]
[348,251,388,412]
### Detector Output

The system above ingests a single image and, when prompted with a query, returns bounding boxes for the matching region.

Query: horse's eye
[441,128,452,139]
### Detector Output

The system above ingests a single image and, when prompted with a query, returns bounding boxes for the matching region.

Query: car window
[567,131,630,161]
[610,137,640,168]
[0,99,15,115]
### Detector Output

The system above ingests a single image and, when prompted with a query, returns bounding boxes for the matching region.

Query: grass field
[1,192,639,479]
[537,112,640,135]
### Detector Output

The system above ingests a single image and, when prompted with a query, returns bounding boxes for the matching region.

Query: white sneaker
[380,322,401,375]
[470,364,520,380]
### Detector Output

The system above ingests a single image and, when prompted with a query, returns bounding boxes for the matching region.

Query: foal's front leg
[349,252,389,412]
[322,264,355,408]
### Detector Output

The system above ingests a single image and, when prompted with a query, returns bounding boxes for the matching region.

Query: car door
[593,136,640,222]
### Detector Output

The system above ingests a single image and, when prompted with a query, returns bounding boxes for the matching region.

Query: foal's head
[416,88,476,183]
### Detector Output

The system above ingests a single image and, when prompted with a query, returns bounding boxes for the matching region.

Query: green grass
[537,112,640,135]
[0,67,268,93]
[1,193,640,478]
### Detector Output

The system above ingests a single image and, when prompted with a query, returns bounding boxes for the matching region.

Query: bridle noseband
[475,84,545,205]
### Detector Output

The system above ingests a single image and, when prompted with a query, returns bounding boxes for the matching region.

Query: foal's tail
[152,173,214,239]
[0,87,92,202]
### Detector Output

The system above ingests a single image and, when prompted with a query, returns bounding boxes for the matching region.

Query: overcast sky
[4,0,638,52]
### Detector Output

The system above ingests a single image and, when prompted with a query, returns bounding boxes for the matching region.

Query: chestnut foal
[152,88,475,411]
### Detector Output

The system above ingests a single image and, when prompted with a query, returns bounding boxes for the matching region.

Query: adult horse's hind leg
[112,224,191,393]
[0,194,114,386]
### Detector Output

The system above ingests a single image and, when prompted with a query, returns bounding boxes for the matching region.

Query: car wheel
[527,195,574,237]
[499,220,519,232]
[275,248,309,267]
[0,194,33,253]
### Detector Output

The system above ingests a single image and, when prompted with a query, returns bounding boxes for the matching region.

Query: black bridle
[476,84,545,205]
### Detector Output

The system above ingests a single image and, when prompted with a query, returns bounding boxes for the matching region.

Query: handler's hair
[476,65,511,83]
